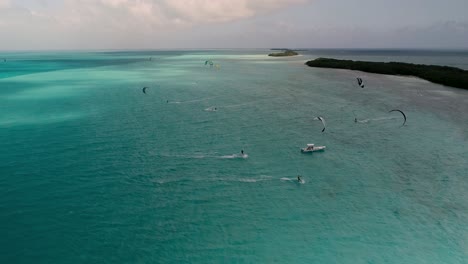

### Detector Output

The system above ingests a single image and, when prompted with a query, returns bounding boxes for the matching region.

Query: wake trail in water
[156,177,275,186]
[158,153,248,160]
[355,116,399,123]
[220,153,249,159]
[222,98,281,109]
[157,176,307,185]
[168,96,219,104]
[204,106,218,112]
[233,176,273,183]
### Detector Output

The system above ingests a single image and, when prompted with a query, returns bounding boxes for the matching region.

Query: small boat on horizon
[301,144,326,153]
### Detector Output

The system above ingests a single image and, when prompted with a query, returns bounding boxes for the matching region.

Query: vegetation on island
[270,48,307,51]
[305,58,468,90]
[268,50,299,57]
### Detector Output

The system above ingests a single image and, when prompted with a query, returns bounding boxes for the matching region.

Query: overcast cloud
[0,0,467,50]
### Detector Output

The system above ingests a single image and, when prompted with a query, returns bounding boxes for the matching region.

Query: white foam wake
[220,154,248,159]
[204,106,218,112]
[356,116,398,123]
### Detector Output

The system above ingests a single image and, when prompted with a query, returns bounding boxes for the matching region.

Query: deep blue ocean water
[1,49,467,263]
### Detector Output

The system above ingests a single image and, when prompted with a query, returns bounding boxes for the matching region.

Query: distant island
[268,50,299,57]
[270,48,307,51]
[305,58,468,90]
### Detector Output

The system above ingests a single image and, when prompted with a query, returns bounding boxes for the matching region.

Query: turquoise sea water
[1,49,467,263]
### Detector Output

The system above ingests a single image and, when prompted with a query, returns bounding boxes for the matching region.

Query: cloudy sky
[0,0,467,50]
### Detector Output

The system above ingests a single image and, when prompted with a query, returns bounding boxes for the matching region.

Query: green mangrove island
[306,58,468,90]
[268,50,299,57]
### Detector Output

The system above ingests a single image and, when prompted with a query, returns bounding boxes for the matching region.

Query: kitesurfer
[357,77,365,88]
[297,176,302,182]
[389,109,407,126]
[317,116,326,132]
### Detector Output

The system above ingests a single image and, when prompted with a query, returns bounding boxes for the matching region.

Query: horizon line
[1,47,468,53]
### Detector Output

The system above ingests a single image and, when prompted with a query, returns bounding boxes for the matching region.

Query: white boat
[301,144,326,153]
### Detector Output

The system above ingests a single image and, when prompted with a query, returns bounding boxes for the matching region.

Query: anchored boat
[301,144,326,153]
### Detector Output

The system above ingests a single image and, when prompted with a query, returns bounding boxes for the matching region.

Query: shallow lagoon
[1,50,467,263]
